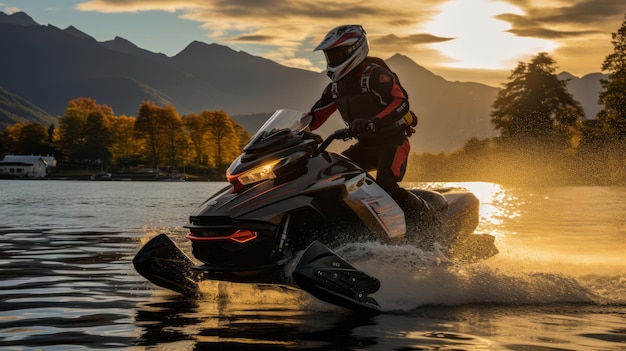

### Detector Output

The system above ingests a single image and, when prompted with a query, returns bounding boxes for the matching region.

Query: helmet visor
[324,46,352,66]
[323,34,365,67]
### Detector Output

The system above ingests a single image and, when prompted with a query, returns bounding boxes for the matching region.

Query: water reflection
[134,293,380,349]
[406,181,522,238]
[0,227,146,349]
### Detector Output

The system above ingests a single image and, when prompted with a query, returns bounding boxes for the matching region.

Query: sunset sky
[3,0,626,86]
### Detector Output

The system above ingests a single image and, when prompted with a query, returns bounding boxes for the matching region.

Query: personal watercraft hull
[133,234,383,313]
[133,187,497,311]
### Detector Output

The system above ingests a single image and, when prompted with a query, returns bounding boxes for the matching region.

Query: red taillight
[186,229,258,243]
[230,229,258,243]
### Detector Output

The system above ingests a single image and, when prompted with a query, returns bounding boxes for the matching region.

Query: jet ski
[133,109,498,313]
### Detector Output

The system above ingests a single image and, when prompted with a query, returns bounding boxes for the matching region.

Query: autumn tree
[161,108,188,170]
[182,110,250,172]
[57,97,114,163]
[233,121,252,151]
[107,115,142,168]
[491,53,585,147]
[205,110,240,172]
[597,13,626,139]
[182,112,211,166]
[0,122,52,155]
[134,101,185,170]
[64,111,113,168]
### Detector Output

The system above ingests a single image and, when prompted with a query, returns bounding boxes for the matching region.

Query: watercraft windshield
[250,109,311,141]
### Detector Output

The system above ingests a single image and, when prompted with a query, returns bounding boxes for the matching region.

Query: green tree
[491,53,585,147]
[597,13,626,139]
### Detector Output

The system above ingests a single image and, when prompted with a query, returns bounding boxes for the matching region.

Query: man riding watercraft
[133,109,498,313]
[132,27,499,312]
[308,24,433,228]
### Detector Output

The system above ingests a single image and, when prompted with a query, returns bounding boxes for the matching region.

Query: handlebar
[314,128,350,155]
[313,122,375,156]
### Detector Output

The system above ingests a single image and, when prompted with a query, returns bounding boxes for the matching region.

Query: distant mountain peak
[104,36,139,49]
[0,11,39,26]
[558,71,577,80]
[63,25,95,41]
[178,41,238,56]
[386,53,446,83]
[101,36,169,62]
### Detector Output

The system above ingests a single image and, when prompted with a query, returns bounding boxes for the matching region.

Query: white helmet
[315,25,369,81]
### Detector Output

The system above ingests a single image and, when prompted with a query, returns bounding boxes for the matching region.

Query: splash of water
[333,241,626,312]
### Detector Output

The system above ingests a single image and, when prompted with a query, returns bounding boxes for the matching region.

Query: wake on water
[141,228,626,313]
[331,240,626,312]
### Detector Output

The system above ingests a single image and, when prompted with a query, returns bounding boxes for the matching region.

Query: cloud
[74,0,450,70]
[72,0,625,83]
[498,0,626,40]
[278,57,320,71]
[527,0,626,24]
[372,33,455,46]
[1,4,21,14]
[74,0,444,44]
[496,13,601,39]
[75,0,192,13]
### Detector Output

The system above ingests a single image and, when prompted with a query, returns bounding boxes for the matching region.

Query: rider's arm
[369,67,409,127]
[309,83,337,131]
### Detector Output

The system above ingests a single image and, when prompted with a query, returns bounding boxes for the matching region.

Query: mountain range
[0,11,606,153]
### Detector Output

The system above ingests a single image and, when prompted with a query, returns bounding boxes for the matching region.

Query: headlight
[227,158,282,192]
[226,151,309,193]
[238,159,281,185]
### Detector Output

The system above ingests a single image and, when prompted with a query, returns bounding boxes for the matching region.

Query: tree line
[0,98,251,178]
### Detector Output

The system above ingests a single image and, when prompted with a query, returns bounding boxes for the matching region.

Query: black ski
[133,233,200,295]
[292,240,382,314]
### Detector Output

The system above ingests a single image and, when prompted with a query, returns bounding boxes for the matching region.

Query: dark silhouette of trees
[1,122,52,155]
[597,13,626,139]
[491,53,585,148]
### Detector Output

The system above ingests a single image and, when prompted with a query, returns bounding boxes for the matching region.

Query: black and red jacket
[309,57,410,141]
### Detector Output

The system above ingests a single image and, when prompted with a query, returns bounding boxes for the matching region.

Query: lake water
[0,180,625,350]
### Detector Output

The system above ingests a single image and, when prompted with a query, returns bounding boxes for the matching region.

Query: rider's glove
[349,118,373,135]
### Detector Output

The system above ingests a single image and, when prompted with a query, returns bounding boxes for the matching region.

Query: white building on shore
[0,155,57,178]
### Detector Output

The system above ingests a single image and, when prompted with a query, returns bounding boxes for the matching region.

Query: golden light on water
[406,181,521,239]
[453,182,521,229]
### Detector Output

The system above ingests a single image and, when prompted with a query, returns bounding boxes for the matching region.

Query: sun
[423,0,558,69]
